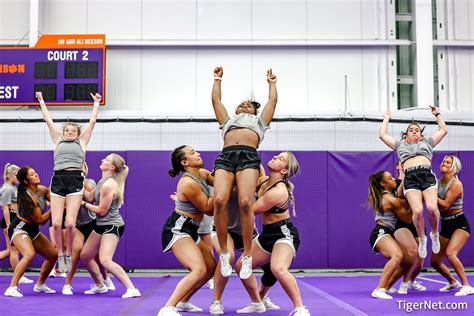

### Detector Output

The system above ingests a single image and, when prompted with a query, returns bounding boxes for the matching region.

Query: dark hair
[169,145,187,177]
[368,170,386,214]
[249,101,261,113]
[16,166,36,221]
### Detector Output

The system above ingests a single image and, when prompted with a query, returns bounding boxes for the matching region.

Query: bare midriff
[402,156,431,170]
[262,211,289,225]
[223,128,259,148]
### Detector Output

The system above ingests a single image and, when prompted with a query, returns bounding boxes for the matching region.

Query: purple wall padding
[1,150,473,269]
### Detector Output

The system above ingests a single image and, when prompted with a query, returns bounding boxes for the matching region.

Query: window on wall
[396,0,414,109]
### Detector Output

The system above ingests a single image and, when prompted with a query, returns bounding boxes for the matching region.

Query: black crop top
[260,179,290,214]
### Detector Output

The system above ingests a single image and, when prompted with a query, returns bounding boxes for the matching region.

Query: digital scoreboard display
[0,34,105,105]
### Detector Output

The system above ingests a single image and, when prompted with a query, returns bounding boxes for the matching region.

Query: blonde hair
[282,151,299,217]
[3,163,20,183]
[62,122,82,137]
[443,155,462,179]
[110,153,128,207]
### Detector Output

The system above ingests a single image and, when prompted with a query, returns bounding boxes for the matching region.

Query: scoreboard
[0,34,105,106]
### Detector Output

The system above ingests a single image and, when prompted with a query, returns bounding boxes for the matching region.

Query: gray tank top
[77,179,97,226]
[220,113,269,146]
[27,188,47,212]
[438,178,463,212]
[395,137,435,164]
[1,183,18,212]
[54,138,85,171]
[175,172,211,214]
[94,177,124,226]
[374,191,398,230]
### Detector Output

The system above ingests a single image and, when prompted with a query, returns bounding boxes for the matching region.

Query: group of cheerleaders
[0,66,471,316]
[370,107,473,299]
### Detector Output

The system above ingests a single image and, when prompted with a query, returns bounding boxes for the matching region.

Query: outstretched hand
[90,93,102,102]
[35,91,44,102]
[429,105,439,116]
[383,111,391,120]
[214,66,223,78]
[267,68,277,83]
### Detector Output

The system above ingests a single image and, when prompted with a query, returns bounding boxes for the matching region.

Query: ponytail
[16,167,36,221]
[169,145,187,177]
[3,163,20,183]
[110,153,128,207]
[368,171,385,213]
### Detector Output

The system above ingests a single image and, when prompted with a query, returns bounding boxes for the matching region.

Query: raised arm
[80,93,101,147]
[260,69,278,125]
[180,178,214,216]
[430,106,448,146]
[211,66,229,125]
[36,91,61,143]
[379,111,396,150]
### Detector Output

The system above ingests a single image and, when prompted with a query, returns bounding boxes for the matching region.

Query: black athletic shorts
[93,223,125,239]
[440,212,471,239]
[256,219,300,254]
[8,216,40,243]
[50,170,84,197]
[77,220,95,241]
[395,219,419,238]
[1,211,17,229]
[162,212,200,252]
[403,165,437,193]
[214,145,261,173]
[369,224,394,253]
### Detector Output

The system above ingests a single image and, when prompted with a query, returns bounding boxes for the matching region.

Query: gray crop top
[438,178,463,212]
[395,137,435,164]
[220,113,269,146]
[1,183,18,212]
[374,191,398,230]
[54,138,85,171]
[175,172,211,214]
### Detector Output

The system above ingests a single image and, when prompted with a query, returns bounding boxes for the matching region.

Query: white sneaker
[236,302,266,313]
[4,286,23,297]
[239,255,252,280]
[219,252,232,277]
[158,306,181,316]
[62,284,73,295]
[290,306,310,316]
[371,288,393,299]
[207,279,214,289]
[409,280,426,291]
[84,283,108,294]
[430,232,440,254]
[176,301,203,312]
[418,236,427,259]
[398,282,409,294]
[439,280,462,292]
[262,296,280,310]
[455,285,474,297]
[104,277,116,290]
[57,255,67,274]
[122,288,141,298]
[210,300,224,314]
[18,276,34,284]
[33,283,56,294]
[387,287,398,294]
[49,269,66,278]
